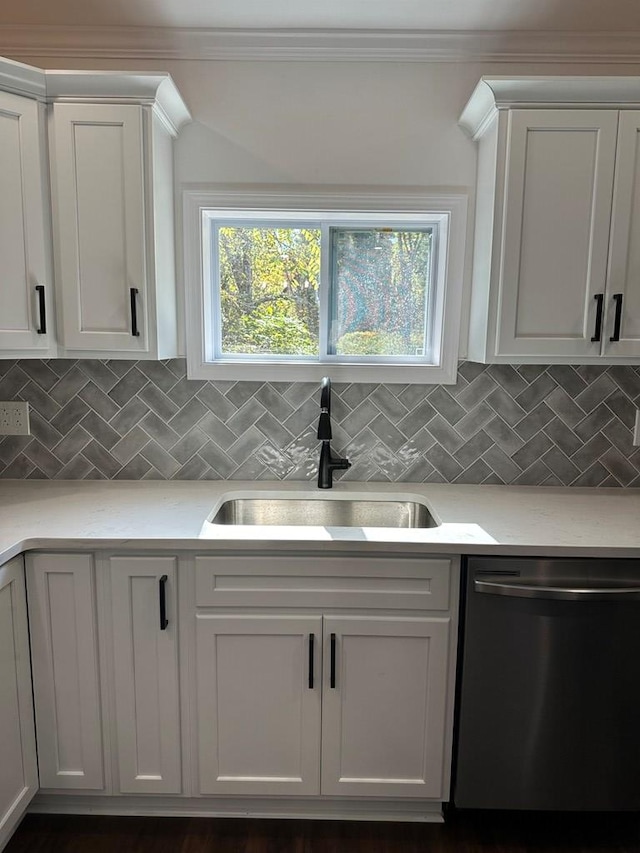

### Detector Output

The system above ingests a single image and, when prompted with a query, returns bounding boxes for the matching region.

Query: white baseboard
[29,794,444,823]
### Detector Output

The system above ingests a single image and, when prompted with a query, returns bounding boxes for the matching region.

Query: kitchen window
[183,189,467,383]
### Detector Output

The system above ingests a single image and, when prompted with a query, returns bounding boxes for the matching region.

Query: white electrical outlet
[634,409,640,447]
[0,402,30,435]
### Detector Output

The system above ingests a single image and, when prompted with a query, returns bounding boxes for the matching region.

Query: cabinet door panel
[109,557,181,794]
[196,615,321,795]
[606,110,640,356]
[0,558,37,849]
[321,616,450,798]
[27,553,104,790]
[52,103,148,353]
[0,92,51,353]
[497,110,618,358]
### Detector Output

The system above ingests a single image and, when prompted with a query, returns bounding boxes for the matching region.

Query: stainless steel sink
[210,498,438,528]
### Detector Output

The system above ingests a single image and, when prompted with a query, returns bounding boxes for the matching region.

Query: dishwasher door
[454,557,640,810]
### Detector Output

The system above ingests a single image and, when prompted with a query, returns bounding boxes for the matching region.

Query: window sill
[186,359,458,384]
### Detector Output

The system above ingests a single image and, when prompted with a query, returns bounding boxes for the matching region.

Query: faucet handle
[335,456,351,472]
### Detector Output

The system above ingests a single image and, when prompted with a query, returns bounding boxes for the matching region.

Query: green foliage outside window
[217,224,431,358]
[219,226,320,355]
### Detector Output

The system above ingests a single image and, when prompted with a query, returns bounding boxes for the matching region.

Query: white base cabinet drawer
[195,556,451,611]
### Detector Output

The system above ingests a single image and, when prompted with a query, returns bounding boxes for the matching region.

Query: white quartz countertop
[0,479,639,564]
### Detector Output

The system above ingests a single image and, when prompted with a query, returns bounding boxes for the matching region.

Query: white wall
[9,53,640,356]
[24,56,640,186]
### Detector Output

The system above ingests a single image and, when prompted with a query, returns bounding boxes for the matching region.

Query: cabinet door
[109,557,181,794]
[605,110,640,357]
[0,558,37,850]
[51,103,148,354]
[0,91,53,354]
[497,110,618,358]
[196,614,322,795]
[321,616,450,798]
[27,553,104,790]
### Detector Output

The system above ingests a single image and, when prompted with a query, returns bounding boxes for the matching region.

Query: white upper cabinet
[48,72,190,358]
[607,111,640,356]
[460,77,640,363]
[0,58,190,360]
[497,110,617,359]
[51,104,148,354]
[0,60,55,357]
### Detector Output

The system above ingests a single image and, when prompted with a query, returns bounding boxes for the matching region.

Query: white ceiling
[2,0,640,32]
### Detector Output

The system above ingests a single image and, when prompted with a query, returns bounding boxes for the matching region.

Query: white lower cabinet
[0,557,38,850]
[196,615,322,796]
[27,553,105,790]
[196,613,451,800]
[193,555,457,803]
[321,616,450,799]
[23,550,457,822]
[27,553,182,796]
[109,556,181,794]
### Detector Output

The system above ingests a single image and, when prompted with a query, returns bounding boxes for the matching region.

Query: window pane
[329,228,433,357]
[218,226,320,356]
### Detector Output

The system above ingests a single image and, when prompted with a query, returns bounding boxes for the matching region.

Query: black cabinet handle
[35,285,46,334]
[130,287,140,337]
[159,574,168,630]
[610,293,623,342]
[591,293,604,342]
[330,633,336,688]
[308,633,315,689]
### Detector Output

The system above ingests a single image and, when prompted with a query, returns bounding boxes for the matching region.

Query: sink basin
[210,498,438,529]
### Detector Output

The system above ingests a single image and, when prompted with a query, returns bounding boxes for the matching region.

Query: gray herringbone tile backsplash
[1,359,639,486]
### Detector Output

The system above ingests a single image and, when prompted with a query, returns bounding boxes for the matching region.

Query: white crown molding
[459,75,640,138]
[0,55,46,98]
[0,60,191,130]
[45,70,191,133]
[3,26,640,63]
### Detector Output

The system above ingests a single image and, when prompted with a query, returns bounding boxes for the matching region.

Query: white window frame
[183,188,467,383]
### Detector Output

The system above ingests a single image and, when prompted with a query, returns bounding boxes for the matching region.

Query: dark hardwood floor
[6,810,640,853]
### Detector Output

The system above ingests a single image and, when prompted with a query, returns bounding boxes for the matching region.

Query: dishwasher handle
[474,577,640,601]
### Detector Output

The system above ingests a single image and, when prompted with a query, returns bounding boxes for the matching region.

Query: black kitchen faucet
[317,377,351,489]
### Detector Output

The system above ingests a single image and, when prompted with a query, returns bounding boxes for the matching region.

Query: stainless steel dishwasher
[454,556,640,810]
